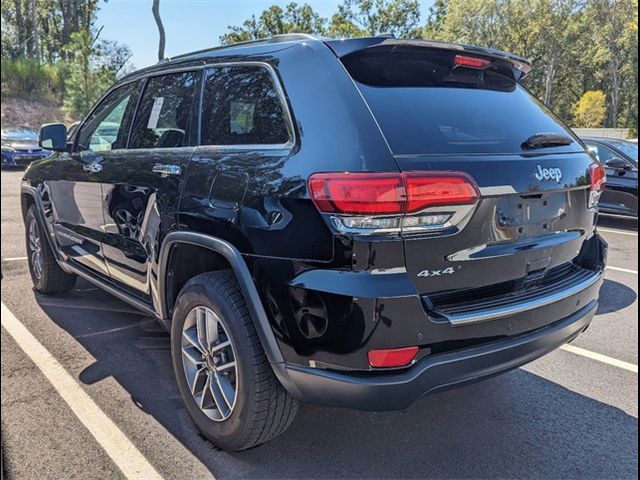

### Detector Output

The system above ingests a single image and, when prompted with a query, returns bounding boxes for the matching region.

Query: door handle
[83,161,103,174]
[152,164,182,176]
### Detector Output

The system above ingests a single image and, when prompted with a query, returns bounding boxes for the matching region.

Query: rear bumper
[275,299,598,410]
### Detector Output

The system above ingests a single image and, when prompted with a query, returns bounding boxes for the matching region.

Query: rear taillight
[454,54,492,69]
[588,163,606,209]
[307,173,404,215]
[589,163,606,191]
[308,171,480,235]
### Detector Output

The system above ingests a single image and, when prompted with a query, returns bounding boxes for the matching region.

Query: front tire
[171,271,298,451]
[25,205,76,293]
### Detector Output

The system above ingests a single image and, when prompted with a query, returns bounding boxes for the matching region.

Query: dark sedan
[583,137,638,217]
[1,127,52,168]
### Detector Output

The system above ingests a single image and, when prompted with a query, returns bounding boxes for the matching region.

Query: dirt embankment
[1,97,74,129]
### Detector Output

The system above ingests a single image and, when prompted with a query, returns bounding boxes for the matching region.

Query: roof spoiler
[324,38,532,81]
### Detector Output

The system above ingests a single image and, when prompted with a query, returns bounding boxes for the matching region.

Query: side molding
[157,232,285,366]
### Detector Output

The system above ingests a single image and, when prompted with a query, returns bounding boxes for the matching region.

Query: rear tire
[25,205,76,293]
[171,270,298,451]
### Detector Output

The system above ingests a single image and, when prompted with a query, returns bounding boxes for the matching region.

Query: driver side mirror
[605,158,631,171]
[39,123,68,152]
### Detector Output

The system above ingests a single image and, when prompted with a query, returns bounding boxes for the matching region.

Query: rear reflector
[368,346,419,368]
[454,54,492,69]
[308,172,479,215]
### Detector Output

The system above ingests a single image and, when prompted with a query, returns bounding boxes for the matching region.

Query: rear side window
[129,71,197,149]
[201,65,291,146]
[342,46,578,155]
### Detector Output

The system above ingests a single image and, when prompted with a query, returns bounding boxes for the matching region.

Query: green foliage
[219,0,421,43]
[1,57,64,100]
[2,0,132,119]
[425,0,638,132]
[330,0,421,37]
[574,90,608,127]
[62,30,131,117]
[220,2,327,44]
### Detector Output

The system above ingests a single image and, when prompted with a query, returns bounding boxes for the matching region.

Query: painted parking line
[1,302,163,480]
[1,256,27,262]
[607,266,638,275]
[560,344,638,374]
[598,228,638,237]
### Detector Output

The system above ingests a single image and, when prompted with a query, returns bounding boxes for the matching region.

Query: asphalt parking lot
[1,169,638,479]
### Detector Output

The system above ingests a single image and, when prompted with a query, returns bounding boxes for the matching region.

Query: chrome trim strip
[442,270,603,326]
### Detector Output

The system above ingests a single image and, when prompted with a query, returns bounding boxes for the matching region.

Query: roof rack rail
[155,33,330,65]
[267,33,331,43]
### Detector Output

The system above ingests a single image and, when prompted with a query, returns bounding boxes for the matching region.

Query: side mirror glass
[605,158,631,170]
[39,123,68,152]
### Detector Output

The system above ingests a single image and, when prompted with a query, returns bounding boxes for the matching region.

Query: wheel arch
[21,185,63,261]
[158,231,285,366]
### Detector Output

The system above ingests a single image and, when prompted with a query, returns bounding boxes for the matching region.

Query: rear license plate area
[496,192,568,236]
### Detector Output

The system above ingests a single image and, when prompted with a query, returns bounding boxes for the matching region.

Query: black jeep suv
[23,35,607,451]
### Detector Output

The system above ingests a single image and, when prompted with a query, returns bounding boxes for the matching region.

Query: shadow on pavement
[598,214,638,232]
[597,279,638,314]
[35,280,638,480]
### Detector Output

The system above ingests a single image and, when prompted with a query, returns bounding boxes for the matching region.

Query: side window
[586,143,616,163]
[129,71,197,149]
[201,65,291,146]
[77,83,137,152]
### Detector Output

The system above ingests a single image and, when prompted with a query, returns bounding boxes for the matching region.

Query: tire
[171,270,298,451]
[25,205,76,293]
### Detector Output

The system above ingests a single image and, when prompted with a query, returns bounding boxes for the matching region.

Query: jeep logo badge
[535,164,562,183]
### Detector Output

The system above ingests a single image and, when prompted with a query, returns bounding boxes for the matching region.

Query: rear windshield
[342,46,579,155]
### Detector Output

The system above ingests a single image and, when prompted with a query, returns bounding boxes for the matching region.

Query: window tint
[201,66,290,146]
[586,143,617,163]
[129,71,197,149]
[77,83,137,152]
[342,46,578,155]
[606,140,638,162]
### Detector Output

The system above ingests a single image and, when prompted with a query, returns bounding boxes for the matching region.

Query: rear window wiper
[522,133,574,150]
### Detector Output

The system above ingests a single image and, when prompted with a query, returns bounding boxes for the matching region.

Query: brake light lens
[308,172,479,215]
[589,163,606,192]
[307,173,404,215]
[368,346,419,368]
[308,171,480,234]
[588,163,606,209]
[404,172,480,212]
[454,54,492,69]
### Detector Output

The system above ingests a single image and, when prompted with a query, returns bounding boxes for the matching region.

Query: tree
[573,90,607,127]
[152,0,165,61]
[220,3,327,44]
[326,12,367,38]
[63,29,131,117]
[585,0,637,128]
[329,0,421,37]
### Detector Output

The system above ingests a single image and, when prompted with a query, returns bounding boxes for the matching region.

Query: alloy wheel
[28,218,44,280]
[181,306,238,421]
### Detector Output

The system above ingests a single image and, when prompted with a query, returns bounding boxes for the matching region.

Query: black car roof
[118,34,532,84]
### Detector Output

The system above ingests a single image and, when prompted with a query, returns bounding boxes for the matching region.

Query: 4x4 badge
[417,267,455,278]
[535,164,563,183]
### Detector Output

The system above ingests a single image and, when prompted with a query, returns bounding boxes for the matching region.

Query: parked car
[23,35,607,451]
[1,127,51,168]
[583,137,638,216]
